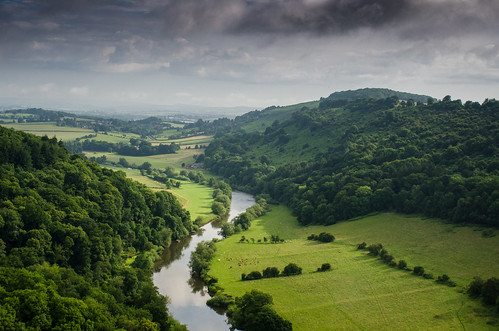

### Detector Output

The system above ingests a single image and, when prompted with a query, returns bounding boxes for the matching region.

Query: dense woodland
[0,127,191,330]
[201,96,499,227]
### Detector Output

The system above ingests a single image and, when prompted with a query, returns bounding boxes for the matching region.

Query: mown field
[210,206,499,330]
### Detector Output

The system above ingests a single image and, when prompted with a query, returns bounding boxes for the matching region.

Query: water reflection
[153,191,255,331]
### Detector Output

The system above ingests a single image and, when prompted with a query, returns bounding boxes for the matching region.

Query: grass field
[0,122,93,141]
[210,206,499,330]
[89,132,140,143]
[84,148,204,171]
[103,165,215,223]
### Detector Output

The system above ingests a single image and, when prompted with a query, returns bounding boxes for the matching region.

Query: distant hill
[326,88,433,103]
[228,88,432,133]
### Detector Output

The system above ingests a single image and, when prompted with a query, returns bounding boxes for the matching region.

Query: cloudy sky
[1,0,498,111]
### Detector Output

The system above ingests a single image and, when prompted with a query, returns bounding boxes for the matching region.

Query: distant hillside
[201,96,499,227]
[327,88,432,103]
[216,89,432,134]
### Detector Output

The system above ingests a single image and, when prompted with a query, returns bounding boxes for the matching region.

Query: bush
[436,274,450,284]
[467,277,484,298]
[397,260,407,270]
[206,293,235,309]
[357,242,367,250]
[382,254,394,264]
[318,232,335,243]
[308,232,335,243]
[317,263,332,272]
[262,267,280,278]
[413,266,425,276]
[423,273,434,279]
[243,271,263,281]
[281,263,302,276]
[482,277,499,305]
[367,243,383,256]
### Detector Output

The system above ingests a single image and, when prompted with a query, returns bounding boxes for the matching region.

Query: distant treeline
[66,138,180,156]
[202,96,499,227]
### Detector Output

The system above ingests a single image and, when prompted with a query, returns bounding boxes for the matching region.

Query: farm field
[89,132,141,143]
[0,122,93,140]
[84,148,204,171]
[210,206,499,330]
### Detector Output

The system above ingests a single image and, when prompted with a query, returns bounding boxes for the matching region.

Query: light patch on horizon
[69,86,89,97]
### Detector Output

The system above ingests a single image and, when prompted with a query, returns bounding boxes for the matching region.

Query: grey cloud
[152,0,499,39]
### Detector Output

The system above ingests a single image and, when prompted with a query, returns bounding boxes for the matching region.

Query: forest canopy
[0,126,190,330]
[202,96,499,227]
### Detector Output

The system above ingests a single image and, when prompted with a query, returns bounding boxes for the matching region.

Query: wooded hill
[0,126,191,330]
[201,93,499,227]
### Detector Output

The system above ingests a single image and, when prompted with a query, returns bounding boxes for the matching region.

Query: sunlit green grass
[210,206,499,330]
[89,132,140,143]
[103,165,215,223]
[84,148,204,171]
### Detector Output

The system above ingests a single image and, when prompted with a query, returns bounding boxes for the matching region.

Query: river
[152,191,255,331]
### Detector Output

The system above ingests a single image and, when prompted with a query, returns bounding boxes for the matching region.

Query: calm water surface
[152,191,255,331]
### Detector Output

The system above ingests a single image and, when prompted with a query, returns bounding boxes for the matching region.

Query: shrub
[318,232,335,243]
[307,234,318,241]
[397,260,407,270]
[382,254,394,264]
[262,267,280,278]
[436,274,450,284]
[357,242,367,250]
[281,263,302,276]
[244,271,263,281]
[467,277,484,298]
[482,277,499,305]
[388,260,397,267]
[367,243,383,256]
[413,266,425,276]
[317,263,332,272]
[423,273,434,279]
[207,293,235,309]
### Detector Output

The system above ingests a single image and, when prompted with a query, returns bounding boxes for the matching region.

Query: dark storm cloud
[2,0,498,42]
[152,0,499,38]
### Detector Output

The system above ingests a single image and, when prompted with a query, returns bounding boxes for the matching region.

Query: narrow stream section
[152,191,255,331]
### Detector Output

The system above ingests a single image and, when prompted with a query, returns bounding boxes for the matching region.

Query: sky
[1,0,498,111]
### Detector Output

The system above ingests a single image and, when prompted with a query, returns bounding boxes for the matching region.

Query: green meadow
[84,148,204,171]
[103,165,215,222]
[210,206,499,330]
[0,122,93,140]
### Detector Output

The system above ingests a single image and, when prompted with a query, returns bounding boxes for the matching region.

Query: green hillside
[202,95,499,227]
[326,88,432,103]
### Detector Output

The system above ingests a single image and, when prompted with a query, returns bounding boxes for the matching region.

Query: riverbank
[152,191,255,331]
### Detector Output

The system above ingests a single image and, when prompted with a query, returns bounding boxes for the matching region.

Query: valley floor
[210,206,499,330]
